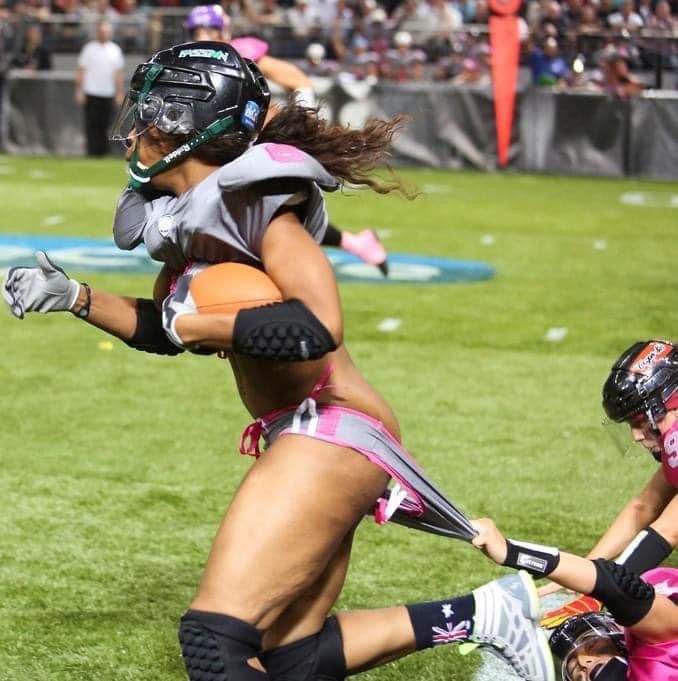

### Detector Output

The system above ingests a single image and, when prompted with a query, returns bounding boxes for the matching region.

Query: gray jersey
[113,143,340,271]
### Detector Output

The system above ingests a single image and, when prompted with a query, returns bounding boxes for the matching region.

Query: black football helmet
[111,42,270,189]
[112,41,269,142]
[602,339,678,428]
[550,612,628,681]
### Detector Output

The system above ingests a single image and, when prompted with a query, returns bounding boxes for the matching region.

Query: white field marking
[619,191,678,208]
[593,239,607,251]
[471,591,570,681]
[480,234,496,246]
[376,228,392,239]
[544,327,568,342]
[0,165,15,174]
[29,169,50,179]
[378,317,402,332]
[421,183,451,194]
[41,215,65,227]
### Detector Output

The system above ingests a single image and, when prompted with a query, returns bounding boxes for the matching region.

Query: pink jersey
[230,36,269,63]
[625,568,678,680]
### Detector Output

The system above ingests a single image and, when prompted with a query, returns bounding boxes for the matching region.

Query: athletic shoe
[340,229,389,276]
[471,571,555,681]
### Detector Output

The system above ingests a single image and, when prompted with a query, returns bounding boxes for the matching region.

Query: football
[189,262,282,314]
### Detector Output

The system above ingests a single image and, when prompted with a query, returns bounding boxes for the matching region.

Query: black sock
[321,223,343,247]
[405,594,475,650]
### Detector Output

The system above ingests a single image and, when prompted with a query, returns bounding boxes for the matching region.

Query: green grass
[1,154,676,680]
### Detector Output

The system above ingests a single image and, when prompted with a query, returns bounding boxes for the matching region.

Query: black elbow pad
[125,299,184,356]
[233,299,337,361]
[591,559,655,627]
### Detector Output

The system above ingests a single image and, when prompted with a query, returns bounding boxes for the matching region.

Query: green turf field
[1,155,675,681]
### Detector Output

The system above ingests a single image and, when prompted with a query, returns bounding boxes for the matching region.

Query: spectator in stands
[303,41,340,76]
[591,47,644,97]
[379,30,426,81]
[335,33,380,81]
[647,0,678,34]
[286,0,325,43]
[450,56,490,86]
[529,35,571,86]
[577,3,602,34]
[74,19,124,157]
[10,21,51,70]
[607,0,644,31]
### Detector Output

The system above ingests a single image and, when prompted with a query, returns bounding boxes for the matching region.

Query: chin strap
[128,116,235,191]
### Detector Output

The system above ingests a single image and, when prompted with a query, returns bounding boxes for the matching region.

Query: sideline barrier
[2,71,677,179]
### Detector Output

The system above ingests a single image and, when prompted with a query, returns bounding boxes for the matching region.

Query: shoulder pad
[230,36,269,62]
[217,144,339,192]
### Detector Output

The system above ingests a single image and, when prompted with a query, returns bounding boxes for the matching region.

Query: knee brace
[179,610,268,681]
[259,616,346,681]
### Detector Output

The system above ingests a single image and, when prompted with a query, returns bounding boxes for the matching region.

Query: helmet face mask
[550,613,627,681]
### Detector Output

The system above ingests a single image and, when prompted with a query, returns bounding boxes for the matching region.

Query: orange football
[190,262,282,314]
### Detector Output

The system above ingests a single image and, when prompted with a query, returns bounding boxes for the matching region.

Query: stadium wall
[1,71,677,179]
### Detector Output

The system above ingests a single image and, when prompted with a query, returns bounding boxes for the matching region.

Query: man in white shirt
[75,19,124,156]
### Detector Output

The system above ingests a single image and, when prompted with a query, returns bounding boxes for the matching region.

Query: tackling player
[541,339,678,627]
[473,516,678,681]
[186,3,389,275]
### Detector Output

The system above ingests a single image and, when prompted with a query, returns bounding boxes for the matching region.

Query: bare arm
[586,468,675,560]
[173,209,343,349]
[257,55,313,92]
[472,517,678,643]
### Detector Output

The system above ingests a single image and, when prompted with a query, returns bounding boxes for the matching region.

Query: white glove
[294,87,318,109]
[161,269,200,349]
[2,251,80,319]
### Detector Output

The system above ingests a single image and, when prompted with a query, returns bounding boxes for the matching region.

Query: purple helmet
[185,4,229,32]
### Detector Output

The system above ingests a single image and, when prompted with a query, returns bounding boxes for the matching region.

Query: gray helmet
[602,339,678,427]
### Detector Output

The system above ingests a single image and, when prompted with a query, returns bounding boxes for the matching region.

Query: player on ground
[541,339,678,628]
[473,517,678,681]
[185,3,389,276]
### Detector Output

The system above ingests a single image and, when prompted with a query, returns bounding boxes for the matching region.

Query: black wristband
[617,527,672,574]
[74,282,91,319]
[503,538,561,577]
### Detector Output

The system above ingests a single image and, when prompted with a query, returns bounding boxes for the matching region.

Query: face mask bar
[561,631,626,681]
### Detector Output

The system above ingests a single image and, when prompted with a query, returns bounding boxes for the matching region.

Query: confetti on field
[98,341,114,351]
[592,239,607,251]
[41,215,65,227]
[378,318,402,332]
[544,327,568,342]
[480,234,496,246]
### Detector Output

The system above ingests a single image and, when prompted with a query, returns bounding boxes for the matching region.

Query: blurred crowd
[1,0,678,94]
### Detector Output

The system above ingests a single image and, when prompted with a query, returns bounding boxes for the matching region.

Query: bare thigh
[191,434,389,629]
[263,531,354,649]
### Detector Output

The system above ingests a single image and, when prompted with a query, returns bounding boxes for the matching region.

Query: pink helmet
[185,4,229,32]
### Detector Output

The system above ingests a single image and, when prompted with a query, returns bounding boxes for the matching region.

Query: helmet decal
[602,339,678,426]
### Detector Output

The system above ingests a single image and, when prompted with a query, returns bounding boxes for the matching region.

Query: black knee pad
[260,616,346,681]
[179,609,267,681]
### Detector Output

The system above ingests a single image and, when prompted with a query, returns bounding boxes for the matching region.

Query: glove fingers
[35,250,66,276]
[2,269,25,319]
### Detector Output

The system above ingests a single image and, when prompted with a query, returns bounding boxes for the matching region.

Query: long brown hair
[166,102,411,196]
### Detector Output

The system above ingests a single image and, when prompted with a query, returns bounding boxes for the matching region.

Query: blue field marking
[0,235,495,285]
